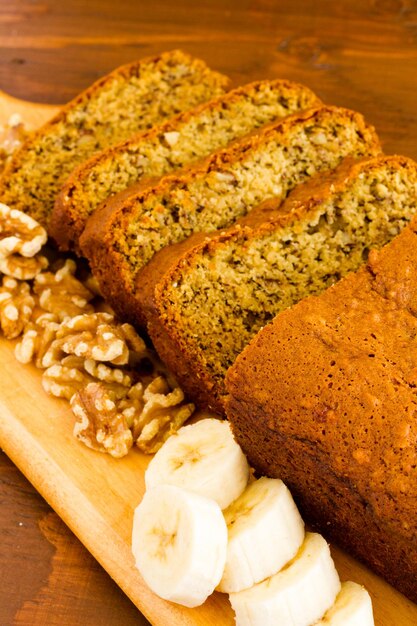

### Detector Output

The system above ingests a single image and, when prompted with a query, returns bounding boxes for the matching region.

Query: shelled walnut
[0,203,48,279]
[0,200,196,457]
[133,376,195,453]
[0,114,29,174]
[71,375,194,457]
[0,276,35,339]
[71,383,134,458]
[0,253,49,280]
[42,355,93,400]
[42,355,133,401]
[34,259,94,320]
[0,203,47,258]
[15,312,60,367]
[42,312,149,367]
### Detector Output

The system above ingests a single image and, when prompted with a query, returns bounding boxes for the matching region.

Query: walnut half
[0,276,34,339]
[71,383,133,458]
[34,259,94,321]
[0,203,47,259]
[70,375,194,458]
[14,312,60,366]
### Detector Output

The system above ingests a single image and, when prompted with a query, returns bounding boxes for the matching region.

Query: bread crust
[80,105,380,325]
[51,79,321,252]
[226,220,417,602]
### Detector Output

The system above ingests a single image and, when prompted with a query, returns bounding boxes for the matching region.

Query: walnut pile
[41,311,195,456]
[0,200,196,458]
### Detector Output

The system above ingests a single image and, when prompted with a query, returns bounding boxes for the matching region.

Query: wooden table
[1,1,417,624]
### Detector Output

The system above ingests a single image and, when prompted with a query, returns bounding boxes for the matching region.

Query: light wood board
[0,91,416,626]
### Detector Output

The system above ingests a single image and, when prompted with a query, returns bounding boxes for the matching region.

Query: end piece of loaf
[51,79,321,252]
[136,155,417,412]
[225,218,417,603]
[0,50,229,227]
[80,105,380,323]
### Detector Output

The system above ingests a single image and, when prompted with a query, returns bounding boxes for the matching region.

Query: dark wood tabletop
[1,1,417,624]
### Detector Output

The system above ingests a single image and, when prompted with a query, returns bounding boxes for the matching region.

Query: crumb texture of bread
[225,219,417,602]
[139,156,417,411]
[81,105,380,320]
[51,79,321,251]
[0,50,229,226]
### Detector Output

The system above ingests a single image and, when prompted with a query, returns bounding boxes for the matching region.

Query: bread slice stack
[79,106,380,323]
[0,50,229,226]
[51,79,321,252]
[134,155,417,412]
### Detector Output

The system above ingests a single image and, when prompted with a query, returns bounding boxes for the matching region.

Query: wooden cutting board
[0,91,416,626]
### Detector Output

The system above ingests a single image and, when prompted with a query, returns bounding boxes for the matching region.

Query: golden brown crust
[225,219,417,602]
[80,105,380,325]
[51,79,321,252]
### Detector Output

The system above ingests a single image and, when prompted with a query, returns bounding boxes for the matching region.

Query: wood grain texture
[1,0,417,159]
[1,1,417,624]
[0,452,145,626]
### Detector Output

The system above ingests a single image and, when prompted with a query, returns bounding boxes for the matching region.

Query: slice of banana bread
[80,106,380,323]
[51,79,321,252]
[0,50,229,227]
[136,156,417,412]
[225,218,417,602]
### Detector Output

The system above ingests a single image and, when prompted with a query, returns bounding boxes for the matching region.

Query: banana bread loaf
[225,218,417,602]
[136,156,417,412]
[0,50,229,227]
[51,79,321,252]
[80,106,380,323]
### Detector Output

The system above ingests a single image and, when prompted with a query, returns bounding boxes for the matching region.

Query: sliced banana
[316,581,374,625]
[145,418,250,509]
[229,532,341,626]
[218,477,305,593]
[132,484,228,608]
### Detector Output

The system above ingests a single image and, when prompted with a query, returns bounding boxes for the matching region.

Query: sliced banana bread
[136,156,417,412]
[51,79,321,252]
[0,50,229,227]
[225,218,417,602]
[80,106,380,323]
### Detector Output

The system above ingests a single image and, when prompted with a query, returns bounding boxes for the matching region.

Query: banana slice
[316,581,374,625]
[218,477,305,593]
[145,418,250,509]
[132,484,228,607]
[229,532,341,626]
